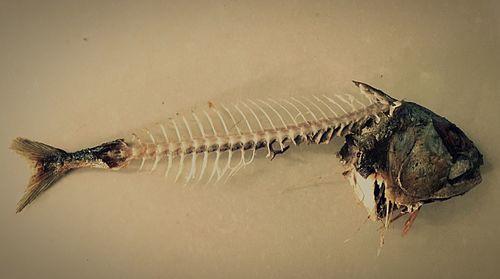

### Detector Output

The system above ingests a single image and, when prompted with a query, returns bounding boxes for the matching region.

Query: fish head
[339,85,483,221]
[387,102,484,203]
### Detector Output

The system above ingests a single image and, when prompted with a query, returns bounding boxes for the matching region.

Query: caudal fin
[11,138,70,213]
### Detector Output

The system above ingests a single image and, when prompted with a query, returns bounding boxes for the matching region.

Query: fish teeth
[376,175,386,187]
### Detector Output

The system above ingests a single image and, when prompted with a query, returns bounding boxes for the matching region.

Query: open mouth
[373,178,413,222]
[373,179,388,219]
[349,170,412,222]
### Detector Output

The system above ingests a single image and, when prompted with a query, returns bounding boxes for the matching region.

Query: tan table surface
[1,1,499,278]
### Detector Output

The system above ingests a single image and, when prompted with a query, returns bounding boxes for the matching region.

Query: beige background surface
[1,1,499,278]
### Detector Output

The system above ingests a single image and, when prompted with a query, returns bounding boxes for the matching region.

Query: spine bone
[128,99,390,182]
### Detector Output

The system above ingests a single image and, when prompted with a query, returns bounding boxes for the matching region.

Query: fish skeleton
[11,81,483,234]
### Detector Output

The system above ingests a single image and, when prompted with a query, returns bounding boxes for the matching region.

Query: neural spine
[126,83,394,183]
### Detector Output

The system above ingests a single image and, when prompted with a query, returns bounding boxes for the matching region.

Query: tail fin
[11,138,70,213]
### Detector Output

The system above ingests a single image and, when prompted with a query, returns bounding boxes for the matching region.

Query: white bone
[165,149,173,179]
[212,107,230,135]
[357,84,374,105]
[208,149,221,183]
[291,97,318,121]
[203,110,223,183]
[257,99,288,151]
[336,94,356,112]
[203,110,218,136]
[131,133,139,144]
[162,124,174,179]
[145,128,161,173]
[385,200,391,229]
[324,95,348,114]
[222,104,245,180]
[232,104,256,175]
[221,148,233,180]
[172,119,182,141]
[241,100,264,131]
[313,95,338,117]
[258,99,287,128]
[241,101,271,157]
[212,107,233,178]
[176,153,185,182]
[322,126,335,144]
[145,128,156,144]
[150,145,162,172]
[132,133,147,171]
[336,123,346,136]
[269,98,298,126]
[282,98,308,124]
[268,99,298,145]
[186,151,196,183]
[247,99,277,156]
[171,119,185,182]
[234,103,254,133]
[192,112,206,137]
[199,151,208,183]
[344,93,366,109]
[282,98,308,142]
[227,155,245,179]
[245,146,257,165]
[155,123,170,173]
[182,116,194,139]
[389,100,402,116]
[302,96,328,120]
[248,99,277,131]
[159,123,169,142]
[221,104,242,135]
[183,116,196,183]
[193,112,209,182]
[229,144,257,178]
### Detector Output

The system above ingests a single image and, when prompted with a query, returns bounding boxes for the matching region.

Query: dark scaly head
[387,102,484,204]
[340,82,483,223]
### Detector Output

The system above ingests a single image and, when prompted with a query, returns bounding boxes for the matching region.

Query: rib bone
[127,82,394,184]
